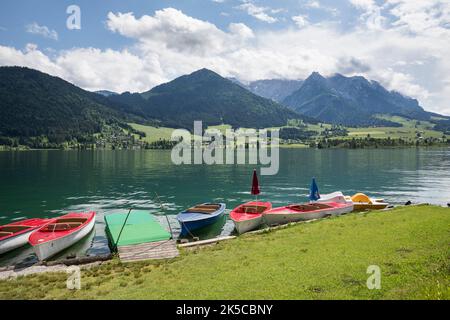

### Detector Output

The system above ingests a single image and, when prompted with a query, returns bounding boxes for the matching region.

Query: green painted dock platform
[105,210,179,262]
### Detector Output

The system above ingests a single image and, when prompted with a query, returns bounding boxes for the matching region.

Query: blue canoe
[177,203,226,237]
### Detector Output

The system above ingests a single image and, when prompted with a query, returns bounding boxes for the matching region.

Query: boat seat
[0,231,14,237]
[289,203,331,212]
[0,225,31,233]
[55,218,87,223]
[185,208,217,214]
[241,206,267,214]
[42,222,83,232]
[185,204,221,214]
[193,205,220,210]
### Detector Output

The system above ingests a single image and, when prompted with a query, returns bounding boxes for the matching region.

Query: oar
[114,208,132,252]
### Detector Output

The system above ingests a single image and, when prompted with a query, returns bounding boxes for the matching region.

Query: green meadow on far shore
[129,114,447,148]
[129,123,175,143]
[1,205,448,300]
[342,115,445,140]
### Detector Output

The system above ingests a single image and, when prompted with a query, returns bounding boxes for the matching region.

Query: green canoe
[105,210,171,247]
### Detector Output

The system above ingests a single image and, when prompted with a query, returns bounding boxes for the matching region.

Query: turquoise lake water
[1,148,449,266]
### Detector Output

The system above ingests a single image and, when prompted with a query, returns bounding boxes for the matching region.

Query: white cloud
[106,9,253,55]
[1,6,449,115]
[0,44,165,93]
[0,44,62,75]
[350,0,377,11]
[55,48,166,93]
[25,22,58,40]
[304,0,339,16]
[236,1,279,23]
[387,0,450,35]
[349,0,386,30]
[305,1,321,9]
[292,15,309,28]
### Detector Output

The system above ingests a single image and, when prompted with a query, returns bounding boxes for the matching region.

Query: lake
[1,148,449,267]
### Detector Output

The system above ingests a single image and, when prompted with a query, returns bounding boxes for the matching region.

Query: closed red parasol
[251,169,260,196]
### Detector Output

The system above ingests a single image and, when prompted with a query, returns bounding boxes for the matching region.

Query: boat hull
[317,192,353,206]
[264,210,325,225]
[233,215,263,234]
[230,201,272,234]
[179,213,223,237]
[177,203,226,237]
[0,230,35,255]
[31,215,96,261]
[264,202,354,226]
[345,194,389,211]
[0,218,50,255]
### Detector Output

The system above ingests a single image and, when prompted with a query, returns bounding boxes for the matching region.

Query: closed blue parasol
[309,177,320,202]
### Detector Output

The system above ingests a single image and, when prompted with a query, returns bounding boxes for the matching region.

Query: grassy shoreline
[1,205,449,300]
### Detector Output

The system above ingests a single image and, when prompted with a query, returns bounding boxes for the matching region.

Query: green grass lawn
[305,123,333,133]
[279,143,309,148]
[128,123,175,143]
[129,123,236,142]
[207,124,233,134]
[1,205,448,300]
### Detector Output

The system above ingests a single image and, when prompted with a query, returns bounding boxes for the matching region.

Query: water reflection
[1,148,449,267]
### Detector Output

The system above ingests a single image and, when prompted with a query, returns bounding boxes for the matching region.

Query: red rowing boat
[29,212,96,260]
[230,201,272,234]
[264,201,354,226]
[0,218,51,255]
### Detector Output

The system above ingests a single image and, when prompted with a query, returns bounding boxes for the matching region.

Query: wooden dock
[118,240,179,262]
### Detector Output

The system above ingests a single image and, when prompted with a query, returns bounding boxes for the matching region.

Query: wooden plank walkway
[178,236,236,248]
[118,240,179,262]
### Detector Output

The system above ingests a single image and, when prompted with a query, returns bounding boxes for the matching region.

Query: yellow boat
[345,193,389,211]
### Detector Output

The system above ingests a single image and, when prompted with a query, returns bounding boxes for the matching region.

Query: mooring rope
[180,219,197,239]
[153,192,174,239]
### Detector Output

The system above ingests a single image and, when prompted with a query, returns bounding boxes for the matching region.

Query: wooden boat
[28,212,96,261]
[177,203,226,237]
[0,218,50,255]
[264,201,354,226]
[345,193,389,211]
[230,201,272,234]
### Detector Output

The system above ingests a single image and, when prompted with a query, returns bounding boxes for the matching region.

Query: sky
[0,0,449,115]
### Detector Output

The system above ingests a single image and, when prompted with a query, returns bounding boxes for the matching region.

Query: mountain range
[109,68,308,129]
[231,79,304,102]
[238,72,446,127]
[95,90,118,97]
[0,67,310,143]
[0,66,448,146]
[282,72,440,126]
[0,67,129,141]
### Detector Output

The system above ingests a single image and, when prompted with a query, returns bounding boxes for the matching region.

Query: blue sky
[0,0,449,115]
[0,0,358,50]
